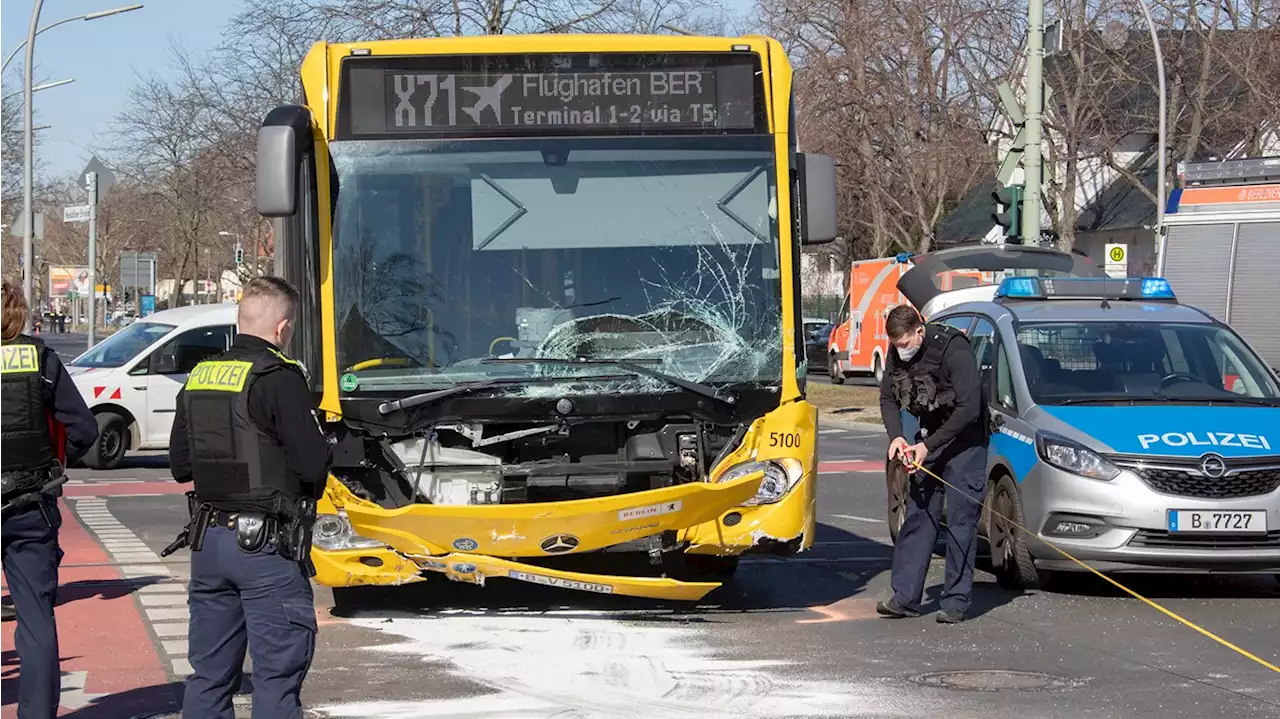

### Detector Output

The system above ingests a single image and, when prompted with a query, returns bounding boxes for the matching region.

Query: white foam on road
[320,612,902,718]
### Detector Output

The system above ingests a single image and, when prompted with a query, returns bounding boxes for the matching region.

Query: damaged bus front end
[312,391,818,601]
[257,33,838,601]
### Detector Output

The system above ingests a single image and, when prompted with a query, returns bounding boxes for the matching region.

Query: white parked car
[67,303,239,469]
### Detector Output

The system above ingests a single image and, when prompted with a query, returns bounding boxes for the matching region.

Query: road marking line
[152,622,189,637]
[162,640,189,656]
[139,584,189,594]
[122,564,172,575]
[830,514,881,524]
[147,607,190,622]
[112,554,163,564]
[140,594,189,607]
[742,556,890,564]
[171,658,194,677]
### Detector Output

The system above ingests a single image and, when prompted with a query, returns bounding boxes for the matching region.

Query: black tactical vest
[889,323,966,419]
[182,344,307,512]
[2,336,56,474]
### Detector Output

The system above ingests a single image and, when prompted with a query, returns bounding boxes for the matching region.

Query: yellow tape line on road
[904,459,1280,675]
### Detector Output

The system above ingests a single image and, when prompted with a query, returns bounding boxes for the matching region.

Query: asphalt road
[8,425,1278,719]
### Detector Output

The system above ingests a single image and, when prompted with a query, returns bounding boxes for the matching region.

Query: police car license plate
[1167,510,1267,534]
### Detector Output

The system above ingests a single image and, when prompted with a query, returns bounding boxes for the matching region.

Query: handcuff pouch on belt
[160,494,316,573]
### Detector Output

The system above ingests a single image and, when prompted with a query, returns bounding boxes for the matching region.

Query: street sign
[1105,243,1128,277]
[8,212,44,239]
[64,205,92,223]
[119,251,158,288]
[80,156,116,195]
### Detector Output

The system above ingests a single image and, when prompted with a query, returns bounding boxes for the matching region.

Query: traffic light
[991,183,1024,243]
[234,247,244,265]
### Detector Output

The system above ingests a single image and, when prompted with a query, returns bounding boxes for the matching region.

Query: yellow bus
[254,33,838,603]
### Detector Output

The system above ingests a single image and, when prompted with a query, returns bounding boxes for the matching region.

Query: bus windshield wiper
[482,357,737,406]
[377,378,506,415]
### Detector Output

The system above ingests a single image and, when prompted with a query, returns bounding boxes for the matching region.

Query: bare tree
[762,0,1019,258]
[111,55,243,306]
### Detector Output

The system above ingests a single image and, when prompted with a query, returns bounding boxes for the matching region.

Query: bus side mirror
[797,152,838,245]
[256,105,313,218]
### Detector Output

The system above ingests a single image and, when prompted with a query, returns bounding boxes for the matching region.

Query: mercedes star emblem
[1199,453,1227,479]
[540,534,580,554]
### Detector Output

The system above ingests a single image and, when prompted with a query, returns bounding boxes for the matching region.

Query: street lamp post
[2,78,74,103]
[3,4,144,73]
[16,2,144,310]
[1133,1,1169,274]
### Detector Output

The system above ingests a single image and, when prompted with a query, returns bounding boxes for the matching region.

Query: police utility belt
[162,491,317,576]
[1,461,66,518]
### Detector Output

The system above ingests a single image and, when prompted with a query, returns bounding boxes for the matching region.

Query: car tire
[828,355,845,385]
[84,411,128,470]
[988,473,1049,590]
[887,459,908,544]
[873,355,884,384]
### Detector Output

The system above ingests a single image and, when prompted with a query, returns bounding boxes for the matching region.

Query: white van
[67,303,239,469]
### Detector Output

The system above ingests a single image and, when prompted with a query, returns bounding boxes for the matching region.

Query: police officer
[168,277,331,719]
[2,280,98,717]
[876,304,987,623]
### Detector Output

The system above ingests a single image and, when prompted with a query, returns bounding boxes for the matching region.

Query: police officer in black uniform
[876,304,987,623]
[2,280,98,718]
[166,276,331,719]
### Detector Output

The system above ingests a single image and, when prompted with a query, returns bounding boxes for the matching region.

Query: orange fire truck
[825,251,992,384]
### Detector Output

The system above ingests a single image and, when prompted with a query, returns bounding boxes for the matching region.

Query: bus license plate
[1167,510,1267,533]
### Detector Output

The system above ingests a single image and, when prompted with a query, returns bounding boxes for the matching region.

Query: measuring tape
[903,459,1280,674]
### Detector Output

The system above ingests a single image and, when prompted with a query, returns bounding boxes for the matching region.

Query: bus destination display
[342,58,760,136]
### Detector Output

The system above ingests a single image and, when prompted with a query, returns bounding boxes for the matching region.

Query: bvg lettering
[1137,431,1272,451]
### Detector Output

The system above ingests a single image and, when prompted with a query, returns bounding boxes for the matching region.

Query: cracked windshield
[330,137,783,396]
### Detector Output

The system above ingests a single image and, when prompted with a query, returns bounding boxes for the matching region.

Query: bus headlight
[312,511,385,551]
[714,458,804,505]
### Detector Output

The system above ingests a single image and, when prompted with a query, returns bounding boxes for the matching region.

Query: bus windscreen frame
[336,51,768,140]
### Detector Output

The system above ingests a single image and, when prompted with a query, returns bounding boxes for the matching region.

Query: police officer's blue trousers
[890,442,988,614]
[1,494,62,719]
[183,526,317,719]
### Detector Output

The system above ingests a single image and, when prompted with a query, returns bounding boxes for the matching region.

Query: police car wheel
[989,474,1047,590]
[886,460,908,544]
[84,411,128,470]
[828,355,845,384]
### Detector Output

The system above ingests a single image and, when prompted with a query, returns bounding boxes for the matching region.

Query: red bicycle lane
[2,498,178,718]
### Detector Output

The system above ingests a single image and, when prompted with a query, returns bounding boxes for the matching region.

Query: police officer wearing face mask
[165,277,332,719]
[876,304,987,623]
[2,281,98,718]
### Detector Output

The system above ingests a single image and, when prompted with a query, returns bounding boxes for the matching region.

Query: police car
[66,303,240,469]
[887,245,1280,587]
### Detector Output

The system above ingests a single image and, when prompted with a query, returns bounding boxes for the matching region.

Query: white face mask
[897,344,920,361]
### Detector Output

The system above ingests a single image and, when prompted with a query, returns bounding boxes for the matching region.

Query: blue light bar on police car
[994,276,1177,301]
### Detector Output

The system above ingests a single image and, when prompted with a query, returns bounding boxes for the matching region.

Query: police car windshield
[1014,322,1280,405]
[71,321,176,368]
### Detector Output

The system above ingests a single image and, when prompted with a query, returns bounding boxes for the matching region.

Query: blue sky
[1,0,245,179]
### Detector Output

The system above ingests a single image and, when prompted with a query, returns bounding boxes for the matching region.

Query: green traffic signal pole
[1021,0,1045,246]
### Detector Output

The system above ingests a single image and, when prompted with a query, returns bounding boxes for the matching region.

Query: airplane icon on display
[462,75,513,123]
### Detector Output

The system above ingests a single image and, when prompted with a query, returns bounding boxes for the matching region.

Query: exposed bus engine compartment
[328,415,745,510]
